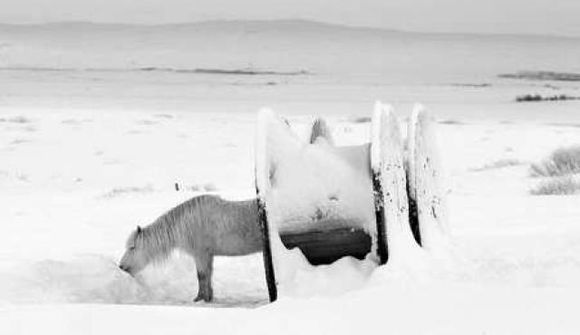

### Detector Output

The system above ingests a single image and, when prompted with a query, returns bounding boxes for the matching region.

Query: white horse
[119,194,262,302]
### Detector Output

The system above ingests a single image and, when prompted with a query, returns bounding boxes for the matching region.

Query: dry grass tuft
[530,176,580,195]
[530,146,580,177]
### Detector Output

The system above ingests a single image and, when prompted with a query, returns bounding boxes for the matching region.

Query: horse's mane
[136,196,203,263]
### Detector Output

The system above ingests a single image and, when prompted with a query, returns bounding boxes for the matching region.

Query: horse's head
[119,226,147,275]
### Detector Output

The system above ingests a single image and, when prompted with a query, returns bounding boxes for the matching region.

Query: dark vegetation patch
[515,94,579,102]
[499,71,580,82]
[139,67,311,76]
[449,83,491,88]
[349,116,371,123]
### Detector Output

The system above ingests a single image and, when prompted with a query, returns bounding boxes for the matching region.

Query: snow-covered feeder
[255,104,446,302]
[255,107,391,301]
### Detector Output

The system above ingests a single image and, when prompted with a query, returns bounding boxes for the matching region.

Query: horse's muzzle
[119,264,132,274]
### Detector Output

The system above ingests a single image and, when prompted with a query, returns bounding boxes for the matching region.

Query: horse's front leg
[193,251,214,302]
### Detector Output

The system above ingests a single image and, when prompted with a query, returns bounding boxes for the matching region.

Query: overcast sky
[1,0,579,36]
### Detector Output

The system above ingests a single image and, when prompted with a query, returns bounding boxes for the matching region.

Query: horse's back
[181,195,262,256]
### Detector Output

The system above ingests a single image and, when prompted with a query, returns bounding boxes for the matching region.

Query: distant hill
[0,20,579,83]
[0,19,402,34]
[2,19,577,39]
[0,20,580,40]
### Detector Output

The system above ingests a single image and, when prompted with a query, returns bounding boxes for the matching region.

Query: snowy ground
[1,23,580,333]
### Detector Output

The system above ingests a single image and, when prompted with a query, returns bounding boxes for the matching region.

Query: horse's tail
[309,118,334,145]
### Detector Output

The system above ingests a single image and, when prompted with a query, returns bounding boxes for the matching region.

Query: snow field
[1,104,580,333]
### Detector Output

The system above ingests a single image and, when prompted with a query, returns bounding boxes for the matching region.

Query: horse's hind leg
[193,251,214,302]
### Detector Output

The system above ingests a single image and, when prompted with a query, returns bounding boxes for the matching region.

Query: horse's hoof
[193,295,211,303]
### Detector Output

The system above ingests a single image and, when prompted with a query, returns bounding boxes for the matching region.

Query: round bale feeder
[255,103,446,302]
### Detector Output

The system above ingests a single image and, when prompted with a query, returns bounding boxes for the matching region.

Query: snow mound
[0,254,201,306]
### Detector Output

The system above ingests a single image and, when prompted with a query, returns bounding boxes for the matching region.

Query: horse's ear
[136,226,142,234]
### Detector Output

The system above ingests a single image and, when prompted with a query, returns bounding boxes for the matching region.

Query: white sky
[1,0,579,36]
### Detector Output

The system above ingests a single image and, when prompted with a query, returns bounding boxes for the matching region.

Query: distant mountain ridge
[1,19,394,32]
[1,19,578,40]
